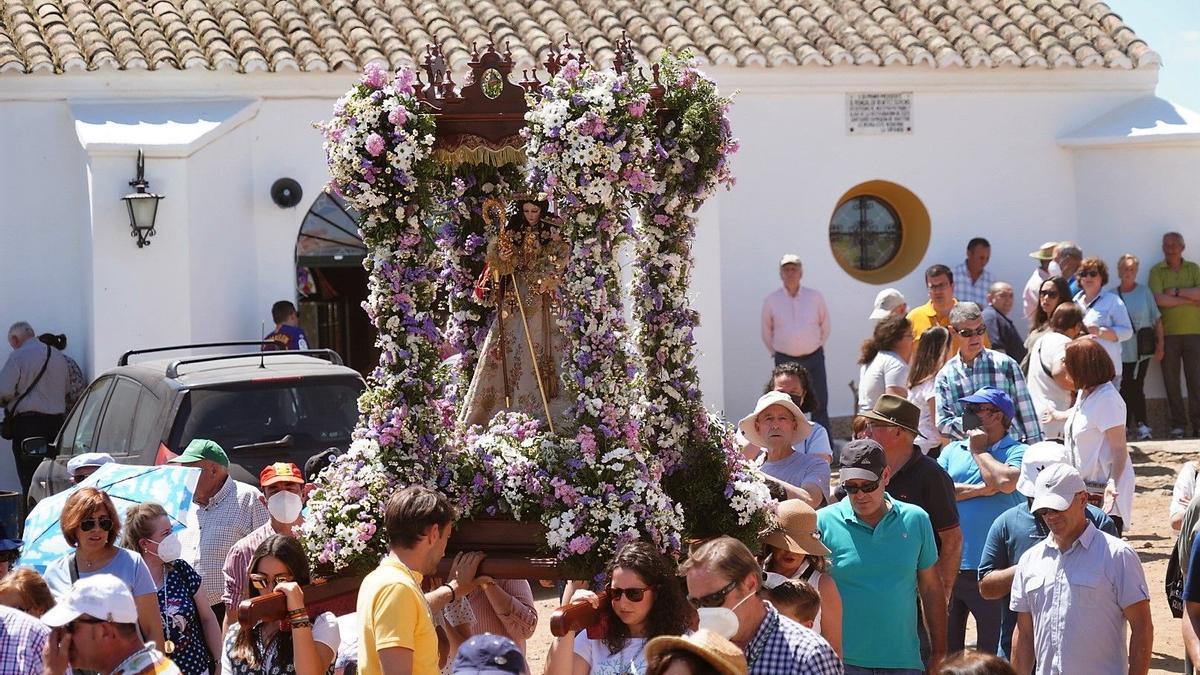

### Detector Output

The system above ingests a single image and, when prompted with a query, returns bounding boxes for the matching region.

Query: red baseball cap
[259,462,304,487]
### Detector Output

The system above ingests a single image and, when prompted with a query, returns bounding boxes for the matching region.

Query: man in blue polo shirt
[818,439,946,674]
[937,386,1026,655]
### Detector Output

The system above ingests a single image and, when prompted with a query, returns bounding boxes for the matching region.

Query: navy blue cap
[452,634,526,674]
[958,386,1015,420]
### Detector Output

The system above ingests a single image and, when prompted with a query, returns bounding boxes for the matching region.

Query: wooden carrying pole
[509,272,556,433]
[550,591,611,637]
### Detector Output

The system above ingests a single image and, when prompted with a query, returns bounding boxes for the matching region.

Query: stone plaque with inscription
[847,93,913,135]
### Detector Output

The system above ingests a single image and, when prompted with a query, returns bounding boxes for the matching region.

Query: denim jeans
[774,347,830,431]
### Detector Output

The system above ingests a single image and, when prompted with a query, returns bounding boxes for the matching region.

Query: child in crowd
[762,577,821,629]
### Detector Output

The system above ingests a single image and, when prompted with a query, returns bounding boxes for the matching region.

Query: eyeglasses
[841,480,881,495]
[65,617,106,633]
[79,517,113,533]
[1039,289,1059,297]
[608,586,653,602]
[1077,270,1100,278]
[687,580,738,608]
[955,326,988,338]
[249,573,295,590]
[927,282,951,291]
[1032,507,1067,519]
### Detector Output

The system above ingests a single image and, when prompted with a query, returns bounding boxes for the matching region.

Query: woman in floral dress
[123,503,221,675]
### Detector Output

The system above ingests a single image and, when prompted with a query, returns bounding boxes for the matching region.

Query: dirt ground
[519,438,1198,674]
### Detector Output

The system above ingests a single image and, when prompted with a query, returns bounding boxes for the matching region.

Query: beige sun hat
[644,630,748,675]
[738,391,812,448]
[1029,241,1058,260]
[762,499,831,556]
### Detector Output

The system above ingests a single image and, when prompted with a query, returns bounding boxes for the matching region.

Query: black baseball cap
[839,439,887,482]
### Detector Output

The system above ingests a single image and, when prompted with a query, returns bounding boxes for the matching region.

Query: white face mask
[1048,260,1062,277]
[267,490,303,524]
[150,532,182,563]
[696,586,754,640]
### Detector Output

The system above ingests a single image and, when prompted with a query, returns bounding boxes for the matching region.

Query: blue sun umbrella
[19,463,200,573]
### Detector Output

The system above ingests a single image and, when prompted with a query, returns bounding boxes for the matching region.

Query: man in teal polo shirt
[937,387,1026,656]
[818,439,947,674]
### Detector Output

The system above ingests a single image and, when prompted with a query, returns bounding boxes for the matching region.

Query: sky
[1110,0,1200,112]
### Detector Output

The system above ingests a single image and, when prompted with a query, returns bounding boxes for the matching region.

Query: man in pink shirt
[762,254,832,431]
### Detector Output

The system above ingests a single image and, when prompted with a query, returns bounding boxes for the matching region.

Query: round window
[829,196,902,271]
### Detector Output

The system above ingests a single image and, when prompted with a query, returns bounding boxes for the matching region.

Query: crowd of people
[0,232,1198,674]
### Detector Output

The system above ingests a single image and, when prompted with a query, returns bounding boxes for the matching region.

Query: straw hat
[644,630,748,675]
[762,499,831,556]
[737,392,812,448]
[1028,241,1058,261]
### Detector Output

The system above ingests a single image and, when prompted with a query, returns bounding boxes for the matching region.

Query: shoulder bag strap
[4,345,51,417]
[1037,340,1053,378]
[798,563,818,584]
[69,553,80,584]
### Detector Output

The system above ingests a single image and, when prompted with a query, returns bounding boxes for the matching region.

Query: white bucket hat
[738,391,812,448]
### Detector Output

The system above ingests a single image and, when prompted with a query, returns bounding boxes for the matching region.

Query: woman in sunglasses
[1072,256,1133,381]
[1021,275,1073,371]
[759,500,842,656]
[547,541,689,675]
[42,487,166,650]
[123,502,222,675]
[223,534,339,675]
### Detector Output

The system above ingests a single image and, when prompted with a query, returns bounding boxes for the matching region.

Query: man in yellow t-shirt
[909,264,990,352]
[357,486,487,675]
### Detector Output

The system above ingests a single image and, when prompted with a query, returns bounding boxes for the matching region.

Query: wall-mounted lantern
[121,150,164,248]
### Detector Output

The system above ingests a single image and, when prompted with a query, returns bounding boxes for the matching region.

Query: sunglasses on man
[841,480,881,495]
[687,580,738,608]
[955,326,988,338]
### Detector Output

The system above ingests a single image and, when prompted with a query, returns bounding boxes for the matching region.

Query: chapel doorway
[294,192,378,376]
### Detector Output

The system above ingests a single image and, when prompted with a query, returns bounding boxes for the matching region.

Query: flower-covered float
[303,38,772,585]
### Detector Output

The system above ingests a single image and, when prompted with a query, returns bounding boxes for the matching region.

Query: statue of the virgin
[459,195,571,430]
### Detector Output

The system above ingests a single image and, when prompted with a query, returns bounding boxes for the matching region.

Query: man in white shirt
[953,238,995,310]
[1010,464,1152,675]
[761,254,831,431]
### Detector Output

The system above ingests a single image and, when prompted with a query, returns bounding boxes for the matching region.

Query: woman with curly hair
[856,314,913,412]
[547,541,690,675]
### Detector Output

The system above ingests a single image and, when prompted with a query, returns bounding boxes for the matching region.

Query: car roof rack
[119,341,278,366]
[164,349,345,379]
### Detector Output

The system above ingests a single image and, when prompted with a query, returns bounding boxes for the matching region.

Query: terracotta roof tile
[0,0,1160,74]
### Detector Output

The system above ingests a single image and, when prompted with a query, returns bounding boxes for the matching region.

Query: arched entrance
[294,192,378,375]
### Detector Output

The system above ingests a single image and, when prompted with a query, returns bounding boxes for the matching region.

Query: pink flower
[395,69,417,95]
[388,106,409,127]
[627,100,646,117]
[362,63,387,90]
[358,522,377,541]
[365,133,386,157]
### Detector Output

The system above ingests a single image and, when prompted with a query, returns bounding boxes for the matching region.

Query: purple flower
[362,62,388,90]
[365,133,386,157]
[388,106,409,127]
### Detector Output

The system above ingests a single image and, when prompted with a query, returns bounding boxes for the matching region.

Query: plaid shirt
[222,520,277,610]
[745,602,843,675]
[952,262,995,310]
[934,348,1044,443]
[191,477,268,606]
[0,605,48,675]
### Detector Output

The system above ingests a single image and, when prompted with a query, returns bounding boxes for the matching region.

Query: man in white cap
[1023,242,1057,326]
[977,442,1118,659]
[67,452,114,484]
[761,254,832,432]
[739,391,828,507]
[869,288,907,321]
[1010,463,1151,675]
[41,573,181,675]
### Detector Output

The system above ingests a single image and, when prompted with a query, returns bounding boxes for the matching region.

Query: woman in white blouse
[1027,304,1085,441]
[1063,337,1135,535]
[856,315,913,412]
[1073,256,1133,380]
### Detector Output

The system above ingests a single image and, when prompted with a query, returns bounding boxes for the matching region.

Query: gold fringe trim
[432,145,527,167]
